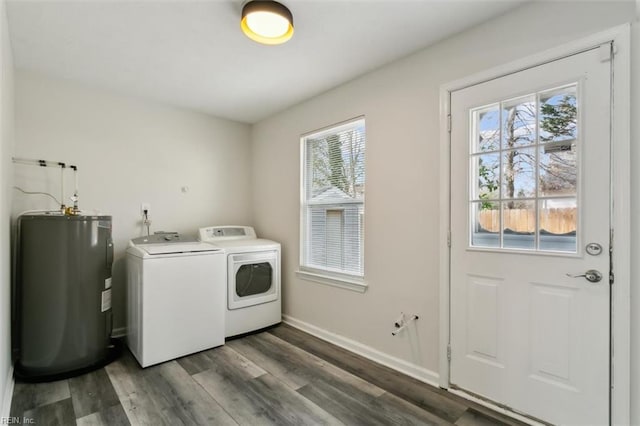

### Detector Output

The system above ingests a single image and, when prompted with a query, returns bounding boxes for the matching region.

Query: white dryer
[198,226,281,338]
[126,233,225,367]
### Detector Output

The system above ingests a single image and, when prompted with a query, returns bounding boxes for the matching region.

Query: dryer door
[228,251,279,310]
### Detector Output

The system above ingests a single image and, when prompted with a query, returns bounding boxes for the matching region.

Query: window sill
[296,270,368,293]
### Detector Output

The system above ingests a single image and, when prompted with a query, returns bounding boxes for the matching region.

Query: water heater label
[101,289,112,312]
[105,277,112,289]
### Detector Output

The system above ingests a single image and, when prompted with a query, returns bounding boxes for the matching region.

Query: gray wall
[13,71,253,332]
[0,0,14,416]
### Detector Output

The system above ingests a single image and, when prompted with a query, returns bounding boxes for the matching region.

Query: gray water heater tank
[14,214,116,381]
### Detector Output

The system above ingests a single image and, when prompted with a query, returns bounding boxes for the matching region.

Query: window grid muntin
[469,83,578,252]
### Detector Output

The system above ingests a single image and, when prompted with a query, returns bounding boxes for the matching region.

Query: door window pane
[474,104,501,153]
[502,95,536,149]
[539,144,577,197]
[502,148,535,199]
[471,201,500,248]
[539,86,577,143]
[473,153,500,200]
[539,199,577,252]
[503,201,535,250]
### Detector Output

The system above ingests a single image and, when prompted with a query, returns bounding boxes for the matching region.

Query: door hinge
[447,344,452,361]
[447,230,451,248]
[447,114,452,133]
[609,271,615,285]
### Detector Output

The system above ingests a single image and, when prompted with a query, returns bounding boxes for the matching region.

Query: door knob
[566,269,603,283]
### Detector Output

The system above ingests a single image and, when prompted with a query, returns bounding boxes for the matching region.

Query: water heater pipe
[59,163,66,211]
[70,165,79,213]
[12,157,80,214]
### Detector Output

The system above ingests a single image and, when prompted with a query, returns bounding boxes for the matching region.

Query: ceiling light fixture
[241,1,294,45]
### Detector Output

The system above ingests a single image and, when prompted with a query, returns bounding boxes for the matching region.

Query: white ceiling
[6,0,526,124]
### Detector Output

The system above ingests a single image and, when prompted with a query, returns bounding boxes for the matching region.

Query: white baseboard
[111,327,127,338]
[1,366,14,418]
[282,314,440,388]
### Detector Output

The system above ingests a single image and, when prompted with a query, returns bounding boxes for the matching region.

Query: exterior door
[449,46,611,425]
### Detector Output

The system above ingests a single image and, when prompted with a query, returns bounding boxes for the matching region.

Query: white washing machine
[126,233,226,367]
[198,226,281,338]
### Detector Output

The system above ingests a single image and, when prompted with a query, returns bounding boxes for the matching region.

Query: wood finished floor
[10,324,527,426]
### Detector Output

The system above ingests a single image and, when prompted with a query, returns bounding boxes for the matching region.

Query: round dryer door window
[236,262,272,297]
[228,251,279,310]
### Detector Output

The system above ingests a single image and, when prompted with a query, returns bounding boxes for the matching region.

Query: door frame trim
[438,24,631,425]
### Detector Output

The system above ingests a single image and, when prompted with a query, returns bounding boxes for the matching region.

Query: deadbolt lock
[585,243,603,256]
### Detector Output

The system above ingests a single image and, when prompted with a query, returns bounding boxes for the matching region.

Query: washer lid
[141,242,220,255]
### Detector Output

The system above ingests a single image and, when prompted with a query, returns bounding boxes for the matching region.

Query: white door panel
[450,46,610,425]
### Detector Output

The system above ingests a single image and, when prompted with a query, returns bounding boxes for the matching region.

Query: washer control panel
[131,232,196,245]
[199,226,256,242]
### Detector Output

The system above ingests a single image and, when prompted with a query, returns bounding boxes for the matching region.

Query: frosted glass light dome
[241,1,294,45]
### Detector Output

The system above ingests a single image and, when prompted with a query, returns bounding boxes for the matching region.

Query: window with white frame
[469,84,579,252]
[300,118,365,283]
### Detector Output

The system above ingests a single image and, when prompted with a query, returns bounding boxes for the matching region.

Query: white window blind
[301,118,365,279]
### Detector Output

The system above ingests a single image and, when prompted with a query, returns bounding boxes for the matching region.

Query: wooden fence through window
[478,208,577,234]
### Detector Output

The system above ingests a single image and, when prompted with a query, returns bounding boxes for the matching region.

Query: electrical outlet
[140,203,151,216]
